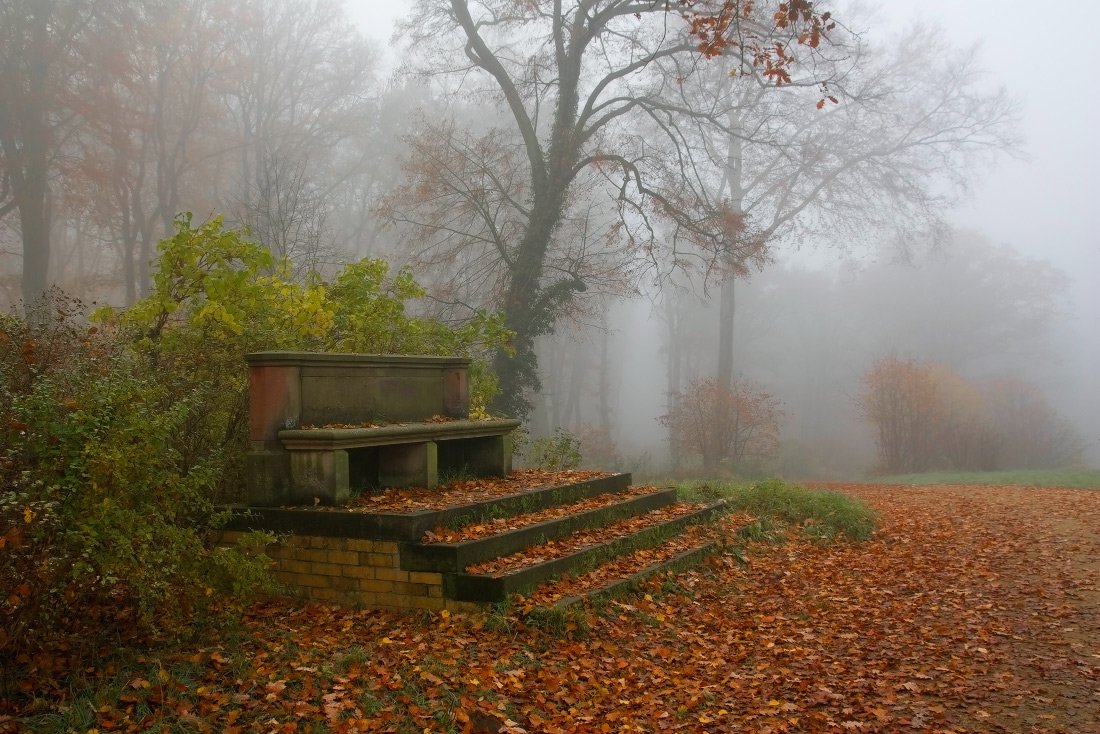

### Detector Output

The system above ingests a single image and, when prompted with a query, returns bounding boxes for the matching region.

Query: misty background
[1,0,1096,475]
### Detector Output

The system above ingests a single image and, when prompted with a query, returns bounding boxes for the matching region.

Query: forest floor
[4,482,1099,733]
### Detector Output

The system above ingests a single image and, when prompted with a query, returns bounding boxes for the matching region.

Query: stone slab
[224,472,633,541]
[400,487,678,572]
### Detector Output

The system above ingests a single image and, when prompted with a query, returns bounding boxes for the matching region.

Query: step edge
[444,498,729,602]
[223,472,633,541]
[399,487,679,571]
[550,540,720,611]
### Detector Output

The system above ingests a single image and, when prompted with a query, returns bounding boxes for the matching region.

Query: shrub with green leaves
[678,477,879,542]
[525,428,583,471]
[0,293,274,654]
[96,214,512,500]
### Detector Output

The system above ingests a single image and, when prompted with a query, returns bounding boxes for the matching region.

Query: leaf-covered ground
[4,483,1098,733]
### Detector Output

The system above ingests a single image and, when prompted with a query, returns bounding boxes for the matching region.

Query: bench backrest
[246,352,470,449]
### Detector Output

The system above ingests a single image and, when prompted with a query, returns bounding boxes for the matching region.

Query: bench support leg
[463,434,512,477]
[379,441,438,489]
[289,449,350,505]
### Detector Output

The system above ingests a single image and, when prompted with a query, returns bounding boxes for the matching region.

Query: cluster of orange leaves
[422,486,662,544]
[3,483,1098,732]
[679,0,836,93]
[856,356,1084,473]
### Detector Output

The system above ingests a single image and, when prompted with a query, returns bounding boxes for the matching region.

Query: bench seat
[279,418,521,505]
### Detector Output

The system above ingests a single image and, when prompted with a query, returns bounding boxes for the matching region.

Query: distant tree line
[856,356,1086,474]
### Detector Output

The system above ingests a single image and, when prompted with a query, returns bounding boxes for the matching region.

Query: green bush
[677,477,879,542]
[525,428,583,471]
[97,214,512,500]
[0,293,274,654]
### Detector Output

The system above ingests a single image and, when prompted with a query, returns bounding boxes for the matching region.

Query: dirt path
[820,483,1100,733]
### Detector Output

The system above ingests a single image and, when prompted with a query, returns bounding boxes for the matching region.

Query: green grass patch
[677,477,879,542]
[873,468,1100,489]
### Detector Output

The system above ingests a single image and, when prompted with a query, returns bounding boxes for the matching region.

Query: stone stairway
[225,471,735,612]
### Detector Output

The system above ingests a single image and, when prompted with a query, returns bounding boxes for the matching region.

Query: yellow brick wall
[219,531,481,613]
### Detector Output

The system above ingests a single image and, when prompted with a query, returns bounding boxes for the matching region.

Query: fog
[343,0,1098,472]
[1,0,1095,476]
[532,231,1098,475]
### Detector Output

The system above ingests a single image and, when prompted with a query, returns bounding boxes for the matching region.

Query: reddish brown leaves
[349,469,610,513]
[464,502,707,575]
[423,485,664,544]
[5,483,1099,732]
[679,0,836,88]
[856,357,1086,473]
[661,377,781,472]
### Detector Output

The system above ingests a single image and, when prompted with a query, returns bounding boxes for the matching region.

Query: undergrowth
[677,477,879,542]
[2,216,512,661]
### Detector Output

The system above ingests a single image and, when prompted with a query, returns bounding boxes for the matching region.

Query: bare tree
[230,146,336,276]
[986,376,1087,470]
[392,0,832,418]
[0,0,388,306]
[220,0,378,272]
[78,0,235,303]
[661,18,1020,387]
[856,356,941,474]
[661,377,782,474]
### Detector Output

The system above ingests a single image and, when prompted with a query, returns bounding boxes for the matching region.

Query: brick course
[221,533,474,612]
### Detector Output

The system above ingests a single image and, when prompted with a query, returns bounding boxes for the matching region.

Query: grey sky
[877,1,1099,306]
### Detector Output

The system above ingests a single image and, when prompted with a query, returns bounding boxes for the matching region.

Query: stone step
[526,512,752,610]
[226,472,631,542]
[555,541,718,609]
[543,533,722,610]
[399,486,678,573]
[442,499,730,603]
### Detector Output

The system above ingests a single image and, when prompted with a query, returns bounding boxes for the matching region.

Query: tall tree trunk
[490,169,575,419]
[562,340,589,429]
[664,293,684,472]
[18,181,50,308]
[546,337,565,430]
[716,278,736,387]
[716,111,744,388]
[3,3,53,308]
[597,309,613,431]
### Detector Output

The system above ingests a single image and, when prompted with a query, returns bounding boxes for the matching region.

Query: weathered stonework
[221,530,483,613]
[244,352,516,506]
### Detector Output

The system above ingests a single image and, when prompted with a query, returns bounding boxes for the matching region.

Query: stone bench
[279,418,520,506]
[245,351,518,506]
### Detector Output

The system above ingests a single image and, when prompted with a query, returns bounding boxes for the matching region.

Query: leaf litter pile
[521,520,746,609]
[4,483,1099,733]
[345,469,610,513]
